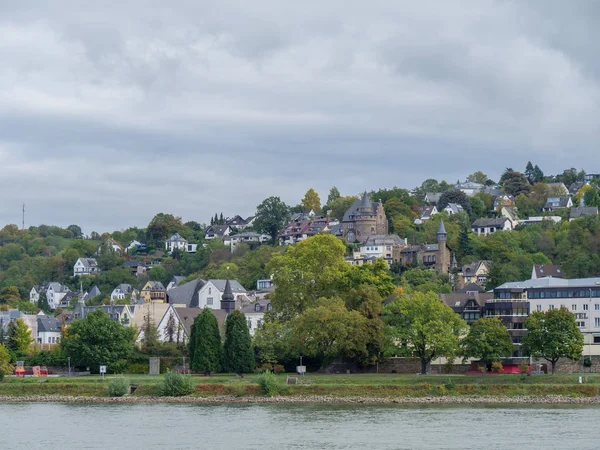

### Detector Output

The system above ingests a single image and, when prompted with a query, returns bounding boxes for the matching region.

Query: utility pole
[22,203,25,230]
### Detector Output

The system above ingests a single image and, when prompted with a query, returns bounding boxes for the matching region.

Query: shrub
[107,377,130,397]
[583,357,592,368]
[273,364,285,374]
[255,363,273,374]
[444,379,456,391]
[491,361,503,373]
[519,360,530,374]
[158,371,194,397]
[126,362,149,374]
[256,370,281,397]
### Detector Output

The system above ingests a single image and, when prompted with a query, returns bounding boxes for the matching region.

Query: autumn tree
[301,188,321,213]
[384,292,467,374]
[254,197,290,245]
[461,317,514,373]
[522,307,583,375]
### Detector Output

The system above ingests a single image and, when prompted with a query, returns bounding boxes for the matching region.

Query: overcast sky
[1,1,599,233]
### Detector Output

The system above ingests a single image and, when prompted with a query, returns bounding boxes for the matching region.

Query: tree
[37,291,51,314]
[291,297,369,366]
[190,309,222,375]
[253,320,292,366]
[461,317,514,373]
[533,165,544,183]
[525,161,535,183]
[6,318,33,353]
[268,234,349,319]
[522,307,583,375]
[502,171,531,197]
[326,186,341,206]
[146,213,183,247]
[67,224,83,239]
[254,197,290,245]
[384,292,467,374]
[437,190,471,214]
[0,344,14,381]
[466,171,488,185]
[328,196,358,221]
[222,310,254,375]
[164,311,177,343]
[301,188,321,213]
[141,310,160,354]
[61,310,135,373]
[345,286,386,366]
[583,188,600,208]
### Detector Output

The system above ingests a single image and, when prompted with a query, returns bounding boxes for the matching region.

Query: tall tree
[437,189,471,214]
[461,317,514,373]
[61,310,135,373]
[525,161,535,183]
[328,196,358,221]
[222,310,254,375]
[522,307,583,375]
[0,344,13,381]
[141,310,160,354]
[326,186,341,206]
[301,188,321,213]
[466,171,488,185]
[6,318,33,353]
[253,197,290,245]
[146,213,184,247]
[190,309,222,375]
[384,292,467,374]
[67,224,83,239]
[37,291,51,314]
[502,171,532,197]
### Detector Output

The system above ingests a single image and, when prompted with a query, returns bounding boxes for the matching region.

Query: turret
[220,279,236,313]
[437,219,447,243]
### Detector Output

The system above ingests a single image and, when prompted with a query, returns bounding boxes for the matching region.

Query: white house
[110,284,137,303]
[241,300,272,336]
[356,234,407,265]
[414,206,438,225]
[520,216,562,226]
[229,232,270,252]
[471,217,513,236]
[46,282,71,310]
[37,314,62,345]
[205,225,232,240]
[165,233,197,253]
[29,285,45,304]
[73,258,100,277]
[197,279,247,310]
[444,203,464,215]
[126,240,147,253]
[455,182,484,197]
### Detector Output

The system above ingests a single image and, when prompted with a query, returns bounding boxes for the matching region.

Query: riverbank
[2,394,600,405]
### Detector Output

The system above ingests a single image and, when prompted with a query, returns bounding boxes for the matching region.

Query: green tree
[146,213,184,248]
[37,291,51,314]
[141,310,160,354]
[522,307,584,375]
[291,297,368,367]
[67,224,83,239]
[502,171,532,197]
[583,188,600,208]
[254,197,290,245]
[301,188,321,213]
[61,310,135,373]
[345,259,396,298]
[222,310,254,374]
[328,196,358,221]
[6,318,33,353]
[461,317,514,373]
[253,320,291,366]
[326,186,341,206]
[466,171,488,185]
[268,234,349,319]
[0,344,14,381]
[190,309,222,375]
[437,190,471,214]
[525,161,535,183]
[384,292,467,374]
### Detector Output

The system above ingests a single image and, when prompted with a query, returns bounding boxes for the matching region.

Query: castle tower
[220,279,236,313]
[435,220,450,275]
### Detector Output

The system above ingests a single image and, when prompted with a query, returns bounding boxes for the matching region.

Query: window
[572,304,577,311]
[247,320,252,329]
[267,304,272,311]
[207,297,213,306]
[596,304,600,311]
[584,304,589,311]
[208,288,211,295]
[549,305,554,310]
[536,305,542,311]
[594,336,600,344]
[255,303,261,312]
[596,318,600,328]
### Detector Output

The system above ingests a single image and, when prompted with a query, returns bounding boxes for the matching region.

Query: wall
[325,358,470,374]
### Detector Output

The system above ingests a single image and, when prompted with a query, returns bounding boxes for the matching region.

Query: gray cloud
[1,0,599,233]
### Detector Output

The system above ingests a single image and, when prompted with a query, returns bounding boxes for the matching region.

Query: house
[159,307,228,346]
[547,182,569,196]
[519,216,562,226]
[110,284,137,302]
[494,195,515,211]
[98,238,123,255]
[568,181,588,195]
[396,221,452,275]
[456,260,491,289]
[471,217,513,236]
[70,302,134,327]
[349,234,408,266]
[84,286,102,301]
[440,291,493,325]
[205,225,232,240]
[341,192,388,243]
[122,260,146,276]
[424,192,442,205]
[165,233,197,253]
[73,258,100,277]
[126,240,147,253]
[140,281,167,303]
[414,206,438,225]
[241,299,272,336]
[197,279,247,310]
[132,302,171,342]
[569,207,599,221]
[443,203,464,215]
[455,182,484,197]
[166,278,206,308]
[37,314,62,345]
[46,282,71,310]
[29,284,47,304]
[166,276,186,291]
[256,278,274,291]
[225,215,256,230]
[229,232,270,251]
[278,216,336,245]
[500,206,520,227]
[531,265,564,280]
[543,196,573,211]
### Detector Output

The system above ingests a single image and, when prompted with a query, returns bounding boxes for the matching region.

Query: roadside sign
[296,365,306,375]
[99,365,107,374]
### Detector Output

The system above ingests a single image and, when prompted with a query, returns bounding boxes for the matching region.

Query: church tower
[435,220,450,275]
[220,279,236,313]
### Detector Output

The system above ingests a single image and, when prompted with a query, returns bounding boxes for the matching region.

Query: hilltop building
[341,192,388,243]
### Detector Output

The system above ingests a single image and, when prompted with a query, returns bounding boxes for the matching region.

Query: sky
[1,1,599,233]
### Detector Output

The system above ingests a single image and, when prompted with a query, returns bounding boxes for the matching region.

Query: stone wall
[325,358,469,375]
[549,356,600,374]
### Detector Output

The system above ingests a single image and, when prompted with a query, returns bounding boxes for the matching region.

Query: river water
[0,403,597,449]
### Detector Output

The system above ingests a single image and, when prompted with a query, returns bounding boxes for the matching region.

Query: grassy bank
[1,373,600,401]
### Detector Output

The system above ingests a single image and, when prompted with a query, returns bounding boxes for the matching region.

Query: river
[0,403,597,449]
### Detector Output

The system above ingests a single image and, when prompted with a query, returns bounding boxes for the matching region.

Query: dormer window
[267,304,272,311]
[255,303,261,312]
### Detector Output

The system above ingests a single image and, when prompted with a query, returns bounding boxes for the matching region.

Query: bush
[273,364,285,374]
[519,360,530,374]
[126,362,149,374]
[583,357,592,368]
[158,371,194,397]
[255,363,273,374]
[491,361,503,373]
[256,370,281,397]
[443,379,456,391]
[107,377,129,397]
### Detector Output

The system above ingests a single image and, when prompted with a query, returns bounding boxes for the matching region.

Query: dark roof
[544,196,571,209]
[437,220,447,235]
[206,225,230,236]
[533,264,564,279]
[471,218,510,228]
[241,299,272,314]
[456,283,486,293]
[37,315,61,333]
[342,192,379,222]
[362,234,405,246]
[174,308,228,337]
[167,279,206,308]
[460,260,490,275]
[439,292,494,311]
[208,280,246,293]
[570,207,599,220]
[122,260,142,268]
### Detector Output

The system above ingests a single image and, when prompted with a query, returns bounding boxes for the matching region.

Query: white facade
[46,283,70,310]
[30,286,41,304]
[73,258,100,277]
[197,280,247,310]
[471,218,513,236]
[155,306,186,344]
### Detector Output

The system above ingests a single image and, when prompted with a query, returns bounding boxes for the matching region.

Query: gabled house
[456,260,491,289]
[494,195,515,211]
[73,258,100,277]
[349,234,408,266]
[98,238,123,255]
[37,314,62,345]
[278,216,336,245]
[46,282,71,310]
[569,207,599,221]
[166,276,186,291]
[543,196,573,211]
[84,286,102,301]
[547,182,569,196]
[132,302,171,342]
[165,233,197,253]
[126,240,147,253]
[29,284,47,304]
[166,278,206,308]
[414,206,438,225]
[424,192,442,205]
[500,206,520,228]
[110,284,137,303]
[471,217,513,236]
[241,300,273,335]
[440,291,493,325]
[205,225,232,240]
[197,279,247,310]
[140,281,167,303]
[225,215,256,230]
[455,182,484,197]
[122,260,145,276]
[71,303,134,327]
[443,203,464,215]
[531,264,564,280]
[229,232,270,251]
